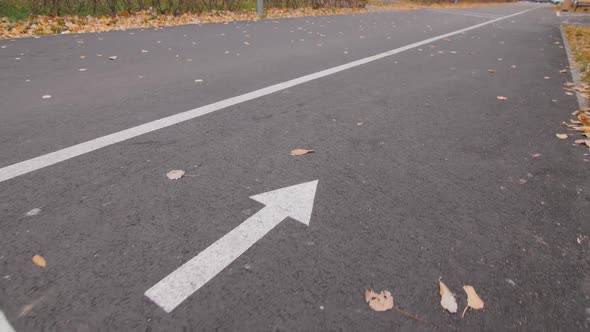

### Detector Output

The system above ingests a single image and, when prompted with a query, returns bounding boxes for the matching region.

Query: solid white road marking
[0,311,16,332]
[0,5,541,184]
[145,180,318,313]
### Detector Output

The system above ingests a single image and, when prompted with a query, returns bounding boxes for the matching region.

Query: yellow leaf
[439,279,458,313]
[462,285,484,318]
[579,114,590,126]
[365,289,394,312]
[32,255,46,267]
[290,149,315,156]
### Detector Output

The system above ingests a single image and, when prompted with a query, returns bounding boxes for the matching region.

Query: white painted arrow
[145,180,319,313]
[0,311,15,332]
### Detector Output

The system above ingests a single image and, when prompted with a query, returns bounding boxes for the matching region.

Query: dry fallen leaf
[290,149,315,156]
[497,96,507,101]
[109,56,118,60]
[32,255,46,267]
[439,279,458,314]
[576,126,590,133]
[365,289,394,312]
[532,153,542,158]
[579,114,590,126]
[556,133,568,139]
[166,169,185,180]
[575,139,590,147]
[462,285,484,318]
[487,69,496,73]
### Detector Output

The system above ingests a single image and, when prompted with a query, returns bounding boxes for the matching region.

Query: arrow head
[250,180,318,226]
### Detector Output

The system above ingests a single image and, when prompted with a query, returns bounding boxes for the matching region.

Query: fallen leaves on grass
[0,7,370,39]
[290,149,314,156]
[166,169,185,180]
[556,133,568,139]
[462,285,484,318]
[32,255,46,267]
[439,279,458,314]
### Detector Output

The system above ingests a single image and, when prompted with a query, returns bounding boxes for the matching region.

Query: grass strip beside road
[1,1,514,40]
[564,24,590,86]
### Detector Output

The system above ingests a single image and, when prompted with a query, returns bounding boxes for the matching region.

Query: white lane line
[427,8,501,19]
[0,311,16,332]
[0,5,541,184]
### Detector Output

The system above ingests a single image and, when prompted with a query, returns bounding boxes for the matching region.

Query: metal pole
[257,0,263,16]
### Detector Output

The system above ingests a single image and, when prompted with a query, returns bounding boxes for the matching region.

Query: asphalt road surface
[1,2,589,331]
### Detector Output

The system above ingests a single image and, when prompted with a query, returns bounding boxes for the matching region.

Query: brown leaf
[496,96,507,100]
[574,139,590,147]
[462,285,484,318]
[570,119,583,125]
[579,114,590,126]
[556,133,568,139]
[365,289,394,312]
[290,149,315,156]
[575,126,590,133]
[32,255,46,267]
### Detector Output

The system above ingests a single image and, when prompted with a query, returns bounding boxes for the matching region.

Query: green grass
[0,2,31,21]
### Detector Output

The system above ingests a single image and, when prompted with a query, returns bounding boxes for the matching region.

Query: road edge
[560,24,588,109]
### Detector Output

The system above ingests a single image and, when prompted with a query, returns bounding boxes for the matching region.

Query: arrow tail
[145,205,286,313]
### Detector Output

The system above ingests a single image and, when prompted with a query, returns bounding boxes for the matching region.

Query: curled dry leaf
[439,279,458,313]
[462,285,484,318]
[166,169,185,180]
[365,289,394,312]
[579,114,590,126]
[556,133,568,139]
[32,255,46,267]
[290,149,315,156]
[497,96,507,101]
